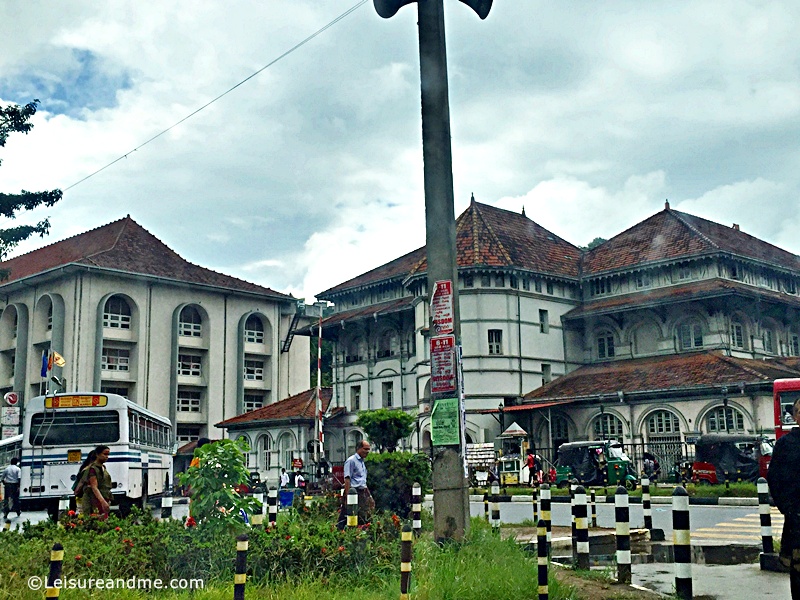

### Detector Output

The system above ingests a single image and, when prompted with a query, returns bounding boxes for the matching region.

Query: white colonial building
[299,199,800,470]
[0,216,313,445]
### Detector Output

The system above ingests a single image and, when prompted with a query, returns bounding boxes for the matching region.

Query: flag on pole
[52,350,66,367]
[47,350,54,371]
[40,349,49,377]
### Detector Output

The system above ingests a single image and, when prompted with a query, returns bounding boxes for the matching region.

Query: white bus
[0,434,22,467]
[21,393,173,515]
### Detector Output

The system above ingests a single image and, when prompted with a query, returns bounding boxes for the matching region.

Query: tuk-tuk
[555,441,638,489]
[691,433,773,485]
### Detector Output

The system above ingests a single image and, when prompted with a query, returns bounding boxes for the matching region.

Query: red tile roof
[564,278,800,320]
[318,200,582,297]
[216,388,334,428]
[583,207,800,275]
[523,351,800,402]
[0,216,290,298]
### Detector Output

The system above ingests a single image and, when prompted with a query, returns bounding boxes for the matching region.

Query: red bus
[773,378,800,439]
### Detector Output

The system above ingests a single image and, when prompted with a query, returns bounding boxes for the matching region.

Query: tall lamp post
[374,0,492,542]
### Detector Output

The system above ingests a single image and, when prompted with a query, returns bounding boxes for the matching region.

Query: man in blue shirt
[337,440,374,529]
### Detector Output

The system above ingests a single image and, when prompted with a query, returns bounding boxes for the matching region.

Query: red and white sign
[430,334,457,394]
[3,391,18,406]
[431,280,454,334]
[292,458,304,469]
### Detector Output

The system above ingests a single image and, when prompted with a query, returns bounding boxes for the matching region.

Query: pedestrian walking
[336,440,374,529]
[767,397,800,599]
[280,468,289,489]
[1,457,21,520]
[79,445,113,520]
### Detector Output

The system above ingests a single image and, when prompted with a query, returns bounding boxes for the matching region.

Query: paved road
[470,501,785,546]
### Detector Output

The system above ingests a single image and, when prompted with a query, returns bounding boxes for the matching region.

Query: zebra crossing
[691,507,784,544]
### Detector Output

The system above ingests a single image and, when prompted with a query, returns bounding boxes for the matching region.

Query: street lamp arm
[374,0,492,19]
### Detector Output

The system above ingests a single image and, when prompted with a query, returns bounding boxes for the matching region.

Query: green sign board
[431,397,460,446]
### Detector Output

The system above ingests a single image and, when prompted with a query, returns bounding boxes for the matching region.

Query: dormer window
[591,279,609,296]
[597,331,615,359]
[636,274,651,289]
[679,323,703,350]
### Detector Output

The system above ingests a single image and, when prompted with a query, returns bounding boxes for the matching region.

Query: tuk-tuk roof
[558,440,621,451]
[694,433,767,446]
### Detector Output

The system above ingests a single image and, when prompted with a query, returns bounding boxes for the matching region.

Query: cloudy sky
[1,1,799,301]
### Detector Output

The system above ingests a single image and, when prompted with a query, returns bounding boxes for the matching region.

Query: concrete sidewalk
[633,562,790,599]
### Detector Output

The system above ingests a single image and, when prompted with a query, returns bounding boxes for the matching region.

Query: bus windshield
[29,410,120,446]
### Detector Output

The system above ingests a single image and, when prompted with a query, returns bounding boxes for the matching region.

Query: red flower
[115,526,121,531]
[185,517,197,528]
[85,561,93,567]
[321,547,327,554]
[285,535,291,540]
[75,555,82,560]
[337,546,345,552]
[67,510,76,517]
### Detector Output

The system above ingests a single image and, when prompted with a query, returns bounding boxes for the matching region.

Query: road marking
[692,511,784,543]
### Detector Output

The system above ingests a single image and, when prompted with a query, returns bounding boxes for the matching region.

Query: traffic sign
[3,391,18,406]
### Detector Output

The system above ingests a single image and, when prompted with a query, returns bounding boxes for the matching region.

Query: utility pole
[373,0,492,542]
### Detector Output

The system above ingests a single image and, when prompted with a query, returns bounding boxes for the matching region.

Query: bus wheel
[119,497,134,518]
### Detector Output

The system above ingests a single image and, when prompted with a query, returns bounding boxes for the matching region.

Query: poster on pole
[2,426,18,439]
[430,334,456,394]
[431,397,460,446]
[1,406,20,426]
[431,280,454,334]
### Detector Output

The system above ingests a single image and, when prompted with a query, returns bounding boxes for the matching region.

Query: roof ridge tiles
[667,208,720,251]
[471,202,514,265]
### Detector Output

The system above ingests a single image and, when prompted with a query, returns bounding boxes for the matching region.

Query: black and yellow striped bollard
[268,487,278,527]
[537,518,548,600]
[411,482,421,536]
[574,485,589,570]
[540,483,551,551]
[490,482,500,533]
[757,477,773,554]
[347,488,358,528]
[672,486,692,600]
[46,542,64,598]
[642,477,652,532]
[615,485,631,584]
[400,523,413,599]
[532,483,538,524]
[483,492,489,523]
[590,489,597,528]
[234,534,248,600]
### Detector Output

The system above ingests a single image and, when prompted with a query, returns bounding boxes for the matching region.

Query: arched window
[378,330,398,358]
[596,330,615,359]
[346,337,364,363]
[260,435,273,470]
[47,304,53,331]
[237,435,251,468]
[706,406,745,433]
[277,432,296,470]
[244,315,264,343]
[761,325,776,354]
[547,414,570,449]
[179,306,202,337]
[647,410,681,435]
[103,296,131,329]
[730,321,745,349]
[593,413,624,441]
[679,321,703,350]
[347,430,363,455]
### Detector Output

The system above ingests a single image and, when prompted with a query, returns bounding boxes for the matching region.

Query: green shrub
[365,451,431,517]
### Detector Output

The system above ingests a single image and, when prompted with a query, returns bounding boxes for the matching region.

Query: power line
[64,0,368,192]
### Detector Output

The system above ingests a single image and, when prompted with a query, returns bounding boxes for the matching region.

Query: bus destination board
[45,395,108,408]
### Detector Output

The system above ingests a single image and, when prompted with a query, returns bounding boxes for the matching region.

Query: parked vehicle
[555,440,637,489]
[691,433,773,485]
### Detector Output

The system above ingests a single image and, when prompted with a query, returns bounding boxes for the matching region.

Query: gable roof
[0,216,290,298]
[318,200,582,298]
[523,351,800,402]
[216,387,335,428]
[583,205,800,275]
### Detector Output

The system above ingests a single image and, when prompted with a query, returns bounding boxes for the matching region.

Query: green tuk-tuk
[555,441,638,489]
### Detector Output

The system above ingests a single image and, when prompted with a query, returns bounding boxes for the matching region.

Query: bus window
[30,411,120,446]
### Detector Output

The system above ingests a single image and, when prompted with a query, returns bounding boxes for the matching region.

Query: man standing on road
[767,397,800,599]
[337,440,374,529]
[1,457,22,521]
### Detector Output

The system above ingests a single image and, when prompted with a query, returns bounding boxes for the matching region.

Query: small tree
[356,409,414,452]
[0,100,62,276]
[176,438,260,532]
